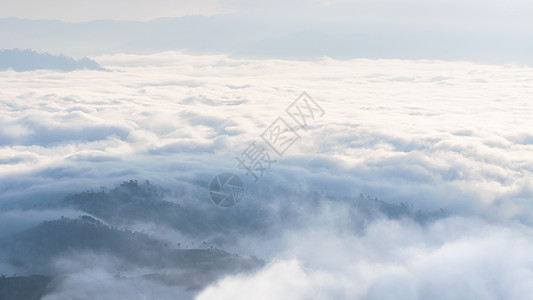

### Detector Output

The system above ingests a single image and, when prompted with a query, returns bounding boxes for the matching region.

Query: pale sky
[0,0,531,35]
[1,0,531,63]
[0,0,230,22]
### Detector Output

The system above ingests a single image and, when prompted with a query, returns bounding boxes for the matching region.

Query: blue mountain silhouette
[0,49,103,71]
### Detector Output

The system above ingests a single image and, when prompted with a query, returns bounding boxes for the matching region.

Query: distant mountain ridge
[1,17,531,64]
[3,214,262,274]
[0,214,263,297]
[0,49,103,71]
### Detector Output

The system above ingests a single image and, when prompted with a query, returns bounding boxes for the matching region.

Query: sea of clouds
[1,51,532,299]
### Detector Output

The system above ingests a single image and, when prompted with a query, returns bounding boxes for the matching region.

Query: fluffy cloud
[198,217,533,300]
[1,51,532,223]
[1,52,532,298]
[42,267,194,300]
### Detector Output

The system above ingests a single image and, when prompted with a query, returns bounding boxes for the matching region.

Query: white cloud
[198,217,533,300]
[1,52,532,215]
[42,267,194,300]
[1,52,532,298]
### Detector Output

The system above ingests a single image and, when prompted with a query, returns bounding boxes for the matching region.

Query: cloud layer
[1,52,532,298]
[199,217,533,300]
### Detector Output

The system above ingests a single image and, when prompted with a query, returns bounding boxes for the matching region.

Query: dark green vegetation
[0,275,53,300]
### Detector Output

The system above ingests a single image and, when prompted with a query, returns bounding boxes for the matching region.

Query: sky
[0,0,229,21]
[1,0,532,64]
[0,0,531,33]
